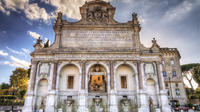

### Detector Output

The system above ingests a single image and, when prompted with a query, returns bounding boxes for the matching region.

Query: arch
[85,62,110,91]
[58,64,80,91]
[87,63,107,93]
[86,62,109,74]
[114,62,137,75]
[35,78,48,110]
[115,64,136,91]
[146,78,158,106]
[56,62,81,91]
[58,62,81,74]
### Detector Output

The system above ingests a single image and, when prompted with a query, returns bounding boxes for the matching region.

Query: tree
[0,83,10,89]
[10,68,29,90]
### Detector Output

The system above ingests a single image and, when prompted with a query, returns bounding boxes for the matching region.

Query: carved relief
[86,6,108,23]
[39,63,50,77]
[144,63,155,76]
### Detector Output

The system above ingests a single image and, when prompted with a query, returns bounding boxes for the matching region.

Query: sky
[0,0,199,83]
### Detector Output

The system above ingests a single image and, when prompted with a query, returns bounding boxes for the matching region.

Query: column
[155,61,164,90]
[52,62,58,90]
[137,61,149,112]
[46,62,58,112]
[78,61,88,112]
[137,61,143,89]
[109,60,118,112]
[22,61,38,112]
[157,63,171,112]
[81,61,86,89]
[110,61,114,90]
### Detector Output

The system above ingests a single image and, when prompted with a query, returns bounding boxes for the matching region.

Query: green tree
[0,83,10,89]
[10,68,29,91]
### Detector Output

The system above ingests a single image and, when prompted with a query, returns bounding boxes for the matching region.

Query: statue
[91,97,104,112]
[63,99,74,112]
[120,97,130,112]
[149,97,155,112]
[39,97,46,112]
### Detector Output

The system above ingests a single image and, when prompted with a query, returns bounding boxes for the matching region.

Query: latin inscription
[61,30,134,48]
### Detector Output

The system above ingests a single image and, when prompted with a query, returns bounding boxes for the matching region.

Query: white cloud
[0,2,10,15]
[0,0,53,23]
[6,47,25,55]
[42,0,111,20]
[21,48,30,54]
[0,50,8,56]
[28,31,41,39]
[24,3,53,23]
[3,56,30,68]
[163,0,200,22]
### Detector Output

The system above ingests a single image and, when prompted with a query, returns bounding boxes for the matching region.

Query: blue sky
[0,0,200,83]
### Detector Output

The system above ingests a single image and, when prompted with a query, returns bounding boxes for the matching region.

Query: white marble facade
[22,0,185,112]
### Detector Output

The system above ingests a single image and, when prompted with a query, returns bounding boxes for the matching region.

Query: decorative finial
[55,11,62,24]
[34,37,43,49]
[36,37,42,44]
[152,38,157,44]
[132,13,139,25]
[151,37,160,48]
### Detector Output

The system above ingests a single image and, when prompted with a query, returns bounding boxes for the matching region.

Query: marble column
[137,61,149,112]
[46,62,57,112]
[81,61,86,89]
[22,61,38,112]
[109,60,118,112]
[157,62,171,112]
[155,61,164,90]
[110,61,114,90]
[137,61,143,89]
[52,62,58,90]
[78,61,88,112]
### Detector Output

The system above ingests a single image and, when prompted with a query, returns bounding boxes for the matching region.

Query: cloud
[0,50,8,56]
[42,0,111,20]
[6,47,25,55]
[163,0,200,22]
[0,2,10,15]
[21,48,30,54]
[0,0,53,23]
[3,56,30,68]
[28,31,41,39]
[24,3,54,23]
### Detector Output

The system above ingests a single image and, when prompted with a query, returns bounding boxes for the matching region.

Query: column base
[78,90,88,112]
[22,93,34,112]
[45,91,56,112]
[162,106,171,112]
[138,106,149,112]
[109,106,118,112]
[78,106,88,112]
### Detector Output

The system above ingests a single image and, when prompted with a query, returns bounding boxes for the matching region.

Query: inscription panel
[61,30,134,49]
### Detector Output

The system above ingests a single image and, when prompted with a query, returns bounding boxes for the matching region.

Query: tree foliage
[10,68,29,90]
[181,63,200,100]
[0,83,10,89]
[0,67,30,106]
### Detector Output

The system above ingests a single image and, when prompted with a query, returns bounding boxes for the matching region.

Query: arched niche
[36,79,48,110]
[116,64,136,91]
[146,78,158,107]
[88,64,107,93]
[59,64,80,91]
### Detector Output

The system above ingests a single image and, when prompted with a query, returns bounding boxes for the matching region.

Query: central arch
[88,64,107,93]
